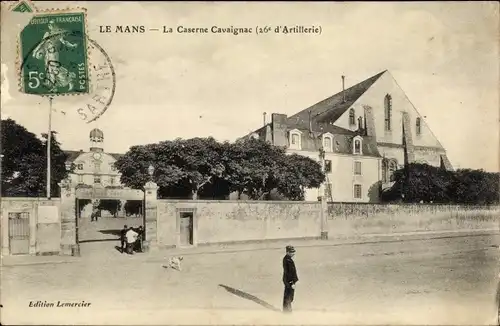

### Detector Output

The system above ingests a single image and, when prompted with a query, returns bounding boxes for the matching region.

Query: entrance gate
[74,186,145,255]
[8,212,30,255]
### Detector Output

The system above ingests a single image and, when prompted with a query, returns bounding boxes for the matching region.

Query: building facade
[244,70,453,202]
[64,128,123,188]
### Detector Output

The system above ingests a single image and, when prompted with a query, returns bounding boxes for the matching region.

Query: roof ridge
[286,70,387,127]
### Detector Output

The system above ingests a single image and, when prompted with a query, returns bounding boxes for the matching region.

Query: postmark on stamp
[18,9,116,123]
[19,11,89,95]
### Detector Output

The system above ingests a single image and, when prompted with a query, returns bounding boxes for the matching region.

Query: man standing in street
[282,245,298,313]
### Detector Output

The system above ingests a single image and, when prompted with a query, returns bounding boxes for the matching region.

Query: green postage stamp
[19,10,89,96]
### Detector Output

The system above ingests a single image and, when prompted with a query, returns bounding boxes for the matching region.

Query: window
[416,117,421,135]
[110,177,115,185]
[382,160,388,183]
[323,137,332,152]
[354,161,362,175]
[110,163,116,171]
[354,184,362,199]
[289,129,303,150]
[322,133,333,152]
[94,162,101,171]
[353,137,362,155]
[78,175,84,184]
[325,160,332,173]
[77,163,84,170]
[349,108,355,125]
[384,94,392,131]
[382,159,398,183]
[94,176,101,184]
[389,160,397,181]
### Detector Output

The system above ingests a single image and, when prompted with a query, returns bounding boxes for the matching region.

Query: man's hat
[286,245,296,253]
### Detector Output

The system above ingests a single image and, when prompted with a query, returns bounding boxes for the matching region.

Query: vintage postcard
[1,1,499,325]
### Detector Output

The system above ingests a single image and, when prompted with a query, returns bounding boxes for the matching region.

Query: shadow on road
[79,239,118,243]
[99,229,122,236]
[218,284,280,312]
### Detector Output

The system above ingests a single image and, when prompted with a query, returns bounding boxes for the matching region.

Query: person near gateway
[282,245,299,313]
[120,225,128,253]
[125,226,138,255]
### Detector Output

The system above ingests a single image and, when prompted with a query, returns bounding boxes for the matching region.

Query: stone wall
[327,203,500,237]
[1,198,61,255]
[157,200,499,248]
[156,200,321,247]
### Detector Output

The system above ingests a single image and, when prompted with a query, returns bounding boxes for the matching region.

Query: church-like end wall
[335,71,444,149]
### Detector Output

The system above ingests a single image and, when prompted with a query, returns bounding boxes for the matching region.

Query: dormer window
[349,108,355,125]
[289,129,303,150]
[353,136,363,155]
[322,133,333,152]
[76,162,84,170]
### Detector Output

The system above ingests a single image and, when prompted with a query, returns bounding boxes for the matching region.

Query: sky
[1,1,499,171]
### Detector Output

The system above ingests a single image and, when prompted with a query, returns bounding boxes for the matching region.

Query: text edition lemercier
[29,300,91,308]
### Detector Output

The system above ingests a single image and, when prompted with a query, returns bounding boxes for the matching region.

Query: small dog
[165,256,183,271]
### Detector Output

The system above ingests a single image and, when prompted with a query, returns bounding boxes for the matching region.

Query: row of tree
[382,163,500,205]
[114,137,325,200]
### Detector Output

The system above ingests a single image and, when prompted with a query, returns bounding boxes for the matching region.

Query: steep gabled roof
[287,70,386,127]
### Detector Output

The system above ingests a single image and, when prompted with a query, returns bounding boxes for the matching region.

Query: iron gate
[8,212,30,255]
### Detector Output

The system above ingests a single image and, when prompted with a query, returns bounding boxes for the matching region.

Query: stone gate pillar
[143,181,159,252]
[59,179,77,256]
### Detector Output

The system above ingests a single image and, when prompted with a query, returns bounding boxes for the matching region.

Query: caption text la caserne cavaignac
[99,25,322,35]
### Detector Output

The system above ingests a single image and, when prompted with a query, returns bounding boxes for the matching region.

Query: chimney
[271,113,288,147]
[341,75,346,103]
[263,112,267,126]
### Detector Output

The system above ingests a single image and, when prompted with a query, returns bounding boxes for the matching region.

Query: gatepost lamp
[65,161,72,181]
[148,164,155,181]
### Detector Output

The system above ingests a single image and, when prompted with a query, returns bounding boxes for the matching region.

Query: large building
[244,70,453,202]
[64,128,124,188]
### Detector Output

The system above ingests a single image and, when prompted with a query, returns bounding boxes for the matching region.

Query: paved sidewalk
[2,228,498,266]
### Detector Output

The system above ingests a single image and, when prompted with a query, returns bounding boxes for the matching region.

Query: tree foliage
[115,137,325,201]
[382,163,499,204]
[1,119,70,197]
[97,199,122,217]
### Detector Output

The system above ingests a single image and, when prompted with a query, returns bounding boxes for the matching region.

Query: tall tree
[1,119,69,197]
[275,154,325,200]
[225,138,286,200]
[169,137,225,200]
